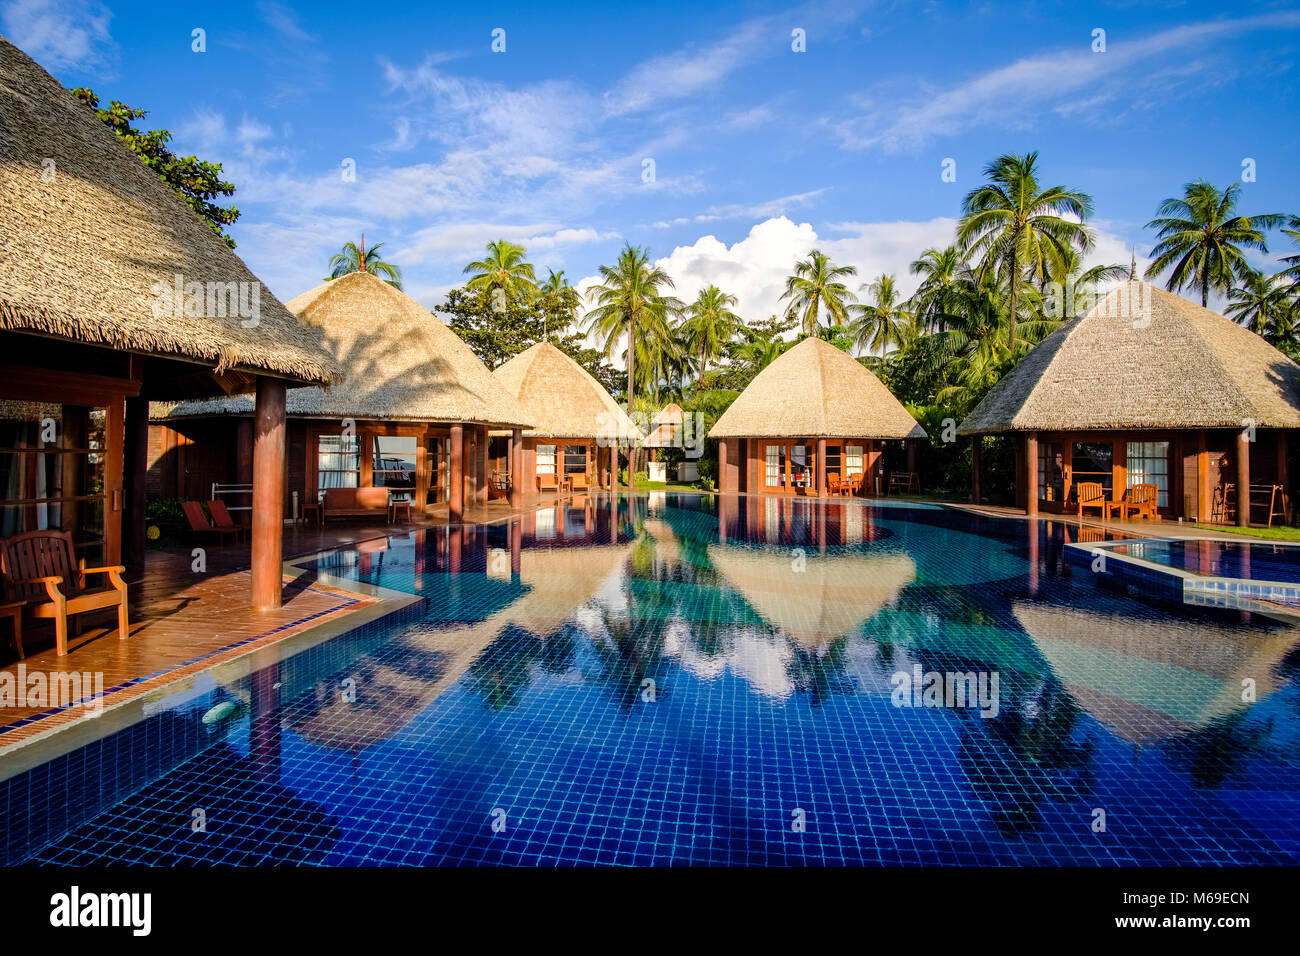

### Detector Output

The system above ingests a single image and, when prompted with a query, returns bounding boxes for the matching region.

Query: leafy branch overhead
[70,87,240,248]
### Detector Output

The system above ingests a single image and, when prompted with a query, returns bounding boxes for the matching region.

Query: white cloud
[1,0,114,70]
[836,11,1300,151]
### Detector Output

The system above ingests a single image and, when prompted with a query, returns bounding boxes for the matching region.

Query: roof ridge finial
[359,233,366,273]
[1129,247,1136,281]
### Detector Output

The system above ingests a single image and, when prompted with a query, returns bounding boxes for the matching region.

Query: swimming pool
[1113,537,1300,583]
[6,495,1299,866]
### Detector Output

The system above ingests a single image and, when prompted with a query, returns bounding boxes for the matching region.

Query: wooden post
[1278,430,1290,522]
[1237,428,1251,527]
[1197,429,1211,522]
[509,429,523,509]
[627,444,636,492]
[1025,431,1039,517]
[817,438,827,498]
[449,424,464,522]
[123,396,148,571]
[251,377,287,611]
[719,436,729,494]
[970,436,981,505]
[906,438,916,475]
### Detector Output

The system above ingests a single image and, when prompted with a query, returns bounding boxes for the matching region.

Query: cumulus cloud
[1,0,114,70]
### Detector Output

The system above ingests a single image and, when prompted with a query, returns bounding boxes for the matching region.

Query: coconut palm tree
[1144,181,1281,307]
[734,320,791,372]
[1227,270,1290,333]
[537,268,580,340]
[679,285,741,378]
[1273,215,1300,299]
[1043,246,1130,320]
[584,244,682,411]
[780,250,857,337]
[463,239,537,299]
[908,246,965,331]
[327,235,402,288]
[958,151,1094,348]
[849,274,911,356]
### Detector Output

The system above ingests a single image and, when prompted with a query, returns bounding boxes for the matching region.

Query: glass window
[1071,441,1113,497]
[563,445,587,475]
[536,444,557,475]
[825,445,842,478]
[372,435,417,501]
[765,444,783,486]
[1127,440,1170,508]
[1037,441,1065,503]
[0,401,107,562]
[790,445,811,489]
[427,436,448,505]
[845,445,864,477]
[317,433,360,500]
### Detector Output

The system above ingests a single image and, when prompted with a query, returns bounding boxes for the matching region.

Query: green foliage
[71,87,240,248]
[328,238,402,288]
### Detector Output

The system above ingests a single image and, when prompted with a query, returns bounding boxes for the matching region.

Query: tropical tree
[537,268,581,340]
[327,236,403,288]
[679,286,741,378]
[1144,181,1281,306]
[849,274,911,356]
[908,246,966,331]
[1226,270,1290,333]
[958,151,1094,348]
[584,244,683,410]
[1273,215,1300,299]
[462,239,537,299]
[780,250,858,337]
[1042,246,1129,320]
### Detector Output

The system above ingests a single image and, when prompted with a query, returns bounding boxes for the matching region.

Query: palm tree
[679,285,741,378]
[849,274,911,356]
[463,239,537,299]
[584,244,682,411]
[1044,246,1130,320]
[780,250,857,337]
[908,246,965,331]
[327,235,402,288]
[958,151,1094,348]
[1273,215,1300,299]
[537,268,580,340]
[1144,181,1281,307]
[734,320,791,372]
[1227,270,1289,332]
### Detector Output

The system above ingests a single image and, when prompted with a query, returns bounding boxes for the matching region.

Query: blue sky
[5,0,1300,321]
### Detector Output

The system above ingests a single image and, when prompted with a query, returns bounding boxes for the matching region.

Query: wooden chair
[206,500,247,542]
[848,473,863,497]
[0,530,128,656]
[827,474,842,496]
[1074,481,1107,518]
[1124,483,1160,521]
[889,471,918,496]
[537,473,559,494]
[570,473,590,493]
[182,501,242,544]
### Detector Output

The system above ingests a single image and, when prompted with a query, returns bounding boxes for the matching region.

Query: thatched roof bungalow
[0,34,339,607]
[958,281,1300,525]
[152,271,531,521]
[490,342,641,495]
[709,336,925,496]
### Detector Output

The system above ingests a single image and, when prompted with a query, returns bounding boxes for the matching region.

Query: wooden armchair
[0,530,128,656]
[827,473,842,496]
[1074,481,1109,518]
[847,473,863,497]
[1125,483,1160,521]
[537,473,559,494]
[570,472,590,493]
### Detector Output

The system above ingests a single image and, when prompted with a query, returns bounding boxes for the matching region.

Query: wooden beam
[510,429,523,508]
[1025,432,1039,517]
[449,424,464,522]
[251,377,287,611]
[719,436,730,494]
[817,437,827,498]
[1237,428,1251,527]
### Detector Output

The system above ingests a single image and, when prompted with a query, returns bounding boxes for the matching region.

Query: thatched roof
[0,35,339,387]
[1013,600,1295,743]
[709,336,925,439]
[156,271,531,426]
[644,402,684,448]
[492,341,640,440]
[960,281,1300,435]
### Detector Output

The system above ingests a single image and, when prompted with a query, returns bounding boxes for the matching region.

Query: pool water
[1114,537,1300,583]
[7,495,1300,866]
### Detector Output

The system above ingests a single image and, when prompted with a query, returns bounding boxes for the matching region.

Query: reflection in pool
[1114,537,1300,583]
[13,494,1300,866]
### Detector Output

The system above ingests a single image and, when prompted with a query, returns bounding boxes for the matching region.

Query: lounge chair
[206,500,247,542]
[570,473,590,493]
[1123,483,1160,521]
[1074,481,1109,519]
[538,473,559,494]
[0,530,128,656]
[182,501,243,544]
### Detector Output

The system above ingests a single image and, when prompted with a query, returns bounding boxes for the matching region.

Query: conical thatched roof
[0,35,339,387]
[960,281,1300,434]
[492,341,640,440]
[157,271,532,426]
[709,336,925,439]
[644,402,684,448]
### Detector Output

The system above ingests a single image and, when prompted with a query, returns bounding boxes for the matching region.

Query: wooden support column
[817,438,827,498]
[627,445,636,492]
[906,438,916,475]
[1197,429,1211,521]
[449,424,464,523]
[719,436,729,494]
[1025,431,1039,517]
[970,436,981,505]
[1237,428,1251,527]
[509,428,523,509]
[251,377,287,611]
[123,396,149,572]
[1278,430,1290,522]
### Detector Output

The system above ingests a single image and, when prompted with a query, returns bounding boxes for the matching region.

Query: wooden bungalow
[151,271,532,521]
[489,342,641,495]
[958,281,1300,527]
[709,336,926,496]
[0,35,340,612]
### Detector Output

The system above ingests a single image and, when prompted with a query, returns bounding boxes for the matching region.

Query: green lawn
[630,481,711,493]
[1191,524,1300,541]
